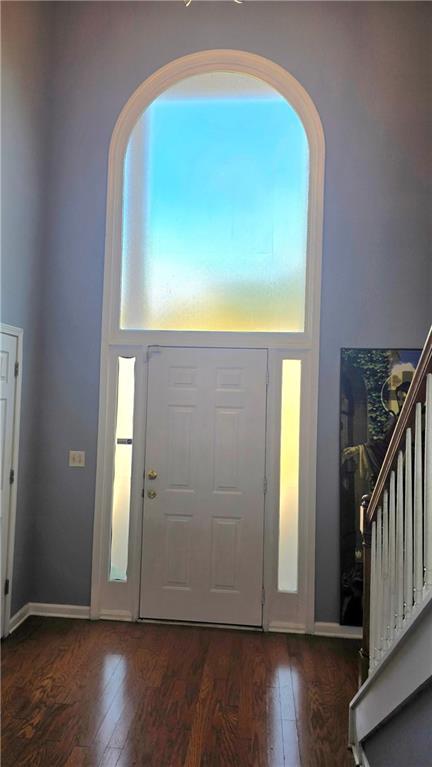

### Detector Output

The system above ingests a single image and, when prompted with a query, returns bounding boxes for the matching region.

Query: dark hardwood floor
[2,617,359,766]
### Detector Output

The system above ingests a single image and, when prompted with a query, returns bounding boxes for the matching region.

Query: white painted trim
[352,589,432,709]
[28,603,90,619]
[7,603,362,650]
[7,602,90,634]
[314,622,362,640]
[268,620,362,639]
[92,50,325,631]
[0,324,24,337]
[8,605,259,632]
[268,621,307,634]
[263,351,319,633]
[1,324,23,637]
[91,348,122,618]
[7,602,30,634]
[91,347,148,621]
[102,49,325,348]
[99,609,133,622]
[349,590,432,750]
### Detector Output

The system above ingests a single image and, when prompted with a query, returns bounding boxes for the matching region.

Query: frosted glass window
[278,359,301,592]
[109,357,135,582]
[121,72,309,332]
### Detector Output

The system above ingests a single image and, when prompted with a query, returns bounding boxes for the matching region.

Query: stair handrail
[365,326,432,529]
[360,325,432,667]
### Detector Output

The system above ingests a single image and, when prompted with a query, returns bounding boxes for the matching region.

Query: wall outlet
[69,450,85,467]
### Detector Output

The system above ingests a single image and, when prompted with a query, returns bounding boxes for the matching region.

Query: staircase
[349,327,432,767]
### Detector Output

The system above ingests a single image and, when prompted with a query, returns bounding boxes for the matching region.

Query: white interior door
[140,347,267,626]
[1,332,18,636]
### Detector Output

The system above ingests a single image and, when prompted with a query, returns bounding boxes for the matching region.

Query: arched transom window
[120,71,309,333]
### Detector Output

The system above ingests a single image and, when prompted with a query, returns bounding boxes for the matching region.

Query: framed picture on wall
[339,348,421,626]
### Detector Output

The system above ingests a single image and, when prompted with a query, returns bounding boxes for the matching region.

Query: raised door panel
[167,406,194,490]
[210,517,240,591]
[213,408,241,493]
[164,515,192,589]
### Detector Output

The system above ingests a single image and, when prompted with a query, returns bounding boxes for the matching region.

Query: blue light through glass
[121,72,309,332]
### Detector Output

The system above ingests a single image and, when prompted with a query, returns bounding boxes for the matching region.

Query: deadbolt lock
[147,469,158,480]
[147,489,157,499]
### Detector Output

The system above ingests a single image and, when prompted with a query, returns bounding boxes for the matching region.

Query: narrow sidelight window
[109,357,135,581]
[278,359,301,592]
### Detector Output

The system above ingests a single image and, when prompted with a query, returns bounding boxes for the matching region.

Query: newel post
[360,494,372,676]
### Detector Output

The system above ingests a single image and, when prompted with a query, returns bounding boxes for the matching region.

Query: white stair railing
[350,328,432,766]
[364,330,432,674]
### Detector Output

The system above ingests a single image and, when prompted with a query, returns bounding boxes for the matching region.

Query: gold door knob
[147,489,157,499]
[147,469,158,480]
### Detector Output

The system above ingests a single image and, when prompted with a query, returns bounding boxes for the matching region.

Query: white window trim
[264,349,319,632]
[91,50,325,632]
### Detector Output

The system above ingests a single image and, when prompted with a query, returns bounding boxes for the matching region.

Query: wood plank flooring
[1,618,359,766]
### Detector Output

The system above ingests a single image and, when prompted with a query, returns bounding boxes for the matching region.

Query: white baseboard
[28,602,90,619]
[99,609,133,622]
[268,621,307,634]
[269,620,362,639]
[7,602,30,634]
[7,605,362,642]
[7,602,90,633]
[314,621,362,639]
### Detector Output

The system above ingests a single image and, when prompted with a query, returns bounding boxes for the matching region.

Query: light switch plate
[69,450,85,467]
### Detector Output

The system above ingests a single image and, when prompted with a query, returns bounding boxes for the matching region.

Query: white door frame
[91,342,320,632]
[90,50,325,632]
[1,323,23,636]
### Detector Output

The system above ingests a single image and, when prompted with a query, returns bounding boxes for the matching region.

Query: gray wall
[363,681,432,767]
[3,2,431,619]
[1,2,52,612]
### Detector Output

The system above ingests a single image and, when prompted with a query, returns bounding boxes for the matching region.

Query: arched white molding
[92,50,325,633]
[102,49,325,348]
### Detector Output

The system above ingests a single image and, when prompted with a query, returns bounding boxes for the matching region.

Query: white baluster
[414,402,423,605]
[382,490,389,647]
[404,428,413,620]
[370,519,377,668]
[389,471,396,642]
[376,507,383,659]
[396,451,404,630]
[425,374,432,590]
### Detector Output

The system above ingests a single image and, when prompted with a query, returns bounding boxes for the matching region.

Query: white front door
[140,347,267,626]
[1,332,18,636]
